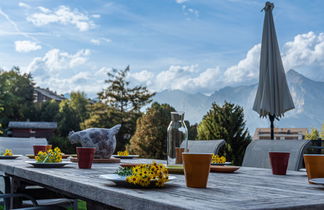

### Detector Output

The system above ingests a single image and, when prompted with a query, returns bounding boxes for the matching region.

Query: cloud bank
[27,5,95,31]
[24,32,324,96]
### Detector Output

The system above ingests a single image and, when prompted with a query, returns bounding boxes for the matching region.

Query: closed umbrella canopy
[253,2,295,139]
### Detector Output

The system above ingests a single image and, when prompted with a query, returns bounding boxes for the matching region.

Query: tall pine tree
[197,102,251,165]
[96,66,155,150]
[98,66,155,112]
[127,103,175,159]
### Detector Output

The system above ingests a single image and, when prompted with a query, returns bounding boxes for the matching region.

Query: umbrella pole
[269,114,275,140]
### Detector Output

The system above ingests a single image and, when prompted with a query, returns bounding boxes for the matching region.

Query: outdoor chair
[180,140,225,154]
[242,139,311,171]
[0,137,77,210]
[0,193,67,210]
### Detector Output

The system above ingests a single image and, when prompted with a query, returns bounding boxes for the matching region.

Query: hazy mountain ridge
[153,69,324,134]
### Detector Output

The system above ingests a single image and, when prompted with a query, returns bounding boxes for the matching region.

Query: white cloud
[124,32,324,94]
[176,0,188,3]
[15,40,42,53]
[180,2,199,18]
[282,32,324,79]
[18,2,31,9]
[92,14,101,18]
[91,39,100,45]
[24,31,324,96]
[90,38,112,45]
[129,70,154,87]
[37,6,51,13]
[223,44,261,83]
[27,48,90,75]
[25,48,106,96]
[27,5,95,31]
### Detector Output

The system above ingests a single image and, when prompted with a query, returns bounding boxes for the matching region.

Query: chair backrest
[180,140,225,154]
[242,140,311,171]
[0,137,48,155]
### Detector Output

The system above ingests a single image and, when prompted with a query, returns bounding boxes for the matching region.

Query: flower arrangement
[35,147,63,163]
[211,154,226,164]
[116,162,169,187]
[117,150,129,156]
[2,149,13,156]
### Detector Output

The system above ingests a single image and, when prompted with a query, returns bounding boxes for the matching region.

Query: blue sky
[1,0,324,97]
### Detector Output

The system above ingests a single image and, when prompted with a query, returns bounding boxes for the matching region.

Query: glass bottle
[167,111,188,165]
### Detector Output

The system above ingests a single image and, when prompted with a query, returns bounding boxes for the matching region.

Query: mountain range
[152,69,324,135]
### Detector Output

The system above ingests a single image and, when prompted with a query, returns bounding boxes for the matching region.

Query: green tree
[98,66,155,112]
[0,105,3,135]
[56,100,80,137]
[36,100,60,121]
[0,67,34,126]
[56,92,89,137]
[305,128,320,140]
[127,103,175,159]
[91,66,155,150]
[320,124,324,140]
[185,121,198,140]
[81,103,121,129]
[69,92,89,122]
[197,102,251,165]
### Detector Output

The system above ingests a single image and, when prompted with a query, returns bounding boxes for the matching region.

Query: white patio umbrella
[253,2,295,140]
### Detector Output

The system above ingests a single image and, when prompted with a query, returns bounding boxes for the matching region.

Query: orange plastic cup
[304,154,324,182]
[182,153,212,188]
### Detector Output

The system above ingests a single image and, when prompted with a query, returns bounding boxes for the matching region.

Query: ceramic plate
[210,165,240,173]
[120,163,141,168]
[25,161,70,168]
[26,154,70,159]
[309,178,324,185]
[0,155,21,159]
[299,168,306,172]
[112,155,139,159]
[211,162,232,166]
[99,174,176,186]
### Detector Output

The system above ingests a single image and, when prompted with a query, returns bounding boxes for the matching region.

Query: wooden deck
[1,157,324,209]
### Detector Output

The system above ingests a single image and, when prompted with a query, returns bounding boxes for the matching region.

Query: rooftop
[8,121,58,129]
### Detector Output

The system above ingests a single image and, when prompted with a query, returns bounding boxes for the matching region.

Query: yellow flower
[125,162,169,187]
[35,147,63,163]
[3,149,13,156]
[211,154,226,164]
[117,150,129,156]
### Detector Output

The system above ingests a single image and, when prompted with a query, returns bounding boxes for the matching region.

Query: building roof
[253,128,308,140]
[34,87,65,101]
[8,121,57,129]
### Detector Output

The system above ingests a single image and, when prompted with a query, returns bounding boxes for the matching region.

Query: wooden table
[1,157,324,210]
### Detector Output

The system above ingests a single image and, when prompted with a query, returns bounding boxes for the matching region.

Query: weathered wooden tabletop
[0,157,324,210]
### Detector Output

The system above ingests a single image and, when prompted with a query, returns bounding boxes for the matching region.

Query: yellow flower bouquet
[2,149,13,156]
[117,150,129,156]
[211,154,226,164]
[116,162,169,187]
[35,147,63,163]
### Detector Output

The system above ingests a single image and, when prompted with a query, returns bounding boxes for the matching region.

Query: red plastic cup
[269,152,290,175]
[33,145,52,156]
[77,147,96,169]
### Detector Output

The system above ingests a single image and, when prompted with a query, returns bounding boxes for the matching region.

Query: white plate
[112,155,139,159]
[0,155,22,159]
[99,174,176,186]
[25,161,70,168]
[211,161,232,166]
[299,168,306,172]
[309,178,324,185]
